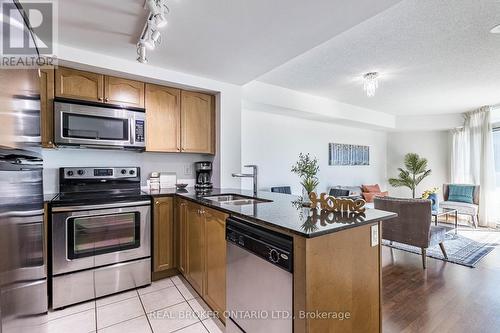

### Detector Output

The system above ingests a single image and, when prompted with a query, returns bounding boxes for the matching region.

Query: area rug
[382,230,500,268]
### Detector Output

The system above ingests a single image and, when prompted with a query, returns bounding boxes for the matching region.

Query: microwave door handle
[130,117,134,145]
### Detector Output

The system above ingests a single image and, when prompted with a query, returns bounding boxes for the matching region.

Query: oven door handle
[51,200,151,212]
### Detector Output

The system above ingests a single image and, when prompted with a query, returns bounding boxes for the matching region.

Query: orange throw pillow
[362,184,381,193]
[362,191,388,203]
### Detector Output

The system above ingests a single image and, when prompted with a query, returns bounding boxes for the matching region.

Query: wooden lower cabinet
[203,207,227,321]
[153,197,176,273]
[185,202,205,295]
[177,199,188,275]
[176,200,228,318]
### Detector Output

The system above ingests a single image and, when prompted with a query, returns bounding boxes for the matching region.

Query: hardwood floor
[382,231,500,333]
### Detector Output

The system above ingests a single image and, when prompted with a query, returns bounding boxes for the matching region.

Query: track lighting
[136,0,170,64]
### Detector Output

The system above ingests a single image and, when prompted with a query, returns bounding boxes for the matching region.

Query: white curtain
[450,127,469,183]
[451,106,497,227]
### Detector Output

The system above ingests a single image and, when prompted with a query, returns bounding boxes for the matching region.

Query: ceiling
[258,0,500,116]
[56,0,402,85]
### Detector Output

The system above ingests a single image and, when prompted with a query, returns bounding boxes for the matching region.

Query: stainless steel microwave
[54,99,145,150]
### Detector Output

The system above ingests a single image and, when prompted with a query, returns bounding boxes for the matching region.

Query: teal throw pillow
[448,185,475,204]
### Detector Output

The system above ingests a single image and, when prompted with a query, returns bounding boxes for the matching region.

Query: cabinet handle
[98,97,103,102]
[155,201,159,205]
[105,98,109,102]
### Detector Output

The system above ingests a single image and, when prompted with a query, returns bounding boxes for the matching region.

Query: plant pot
[428,193,439,211]
[302,187,315,205]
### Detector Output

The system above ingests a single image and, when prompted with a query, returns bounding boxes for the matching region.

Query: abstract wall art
[328,143,370,166]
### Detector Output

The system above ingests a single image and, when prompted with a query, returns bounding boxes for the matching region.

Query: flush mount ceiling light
[363,72,379,97]
[136,0,170,63]
[490,24,500,33]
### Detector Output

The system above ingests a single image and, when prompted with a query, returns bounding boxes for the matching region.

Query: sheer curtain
[450,106,497,227]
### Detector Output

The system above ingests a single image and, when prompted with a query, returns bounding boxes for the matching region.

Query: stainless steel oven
[51,200,151,308]
[54,99,145,150]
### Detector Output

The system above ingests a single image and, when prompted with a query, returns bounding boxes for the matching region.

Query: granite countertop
[144,187,397,238]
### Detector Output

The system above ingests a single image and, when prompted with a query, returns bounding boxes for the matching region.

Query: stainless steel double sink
[202,194,272,206]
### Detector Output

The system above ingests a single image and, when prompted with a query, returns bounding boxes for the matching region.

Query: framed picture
[329,143,370,166]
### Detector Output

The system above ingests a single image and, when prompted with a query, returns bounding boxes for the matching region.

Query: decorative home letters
[309,192,366,213]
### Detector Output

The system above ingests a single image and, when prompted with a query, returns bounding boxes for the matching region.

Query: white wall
[42,149,213,194]
[386,131,450,199]
[243,81,396,130]
[241,109,388,195]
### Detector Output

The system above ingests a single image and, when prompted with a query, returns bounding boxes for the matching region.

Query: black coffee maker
[195,161,213,189]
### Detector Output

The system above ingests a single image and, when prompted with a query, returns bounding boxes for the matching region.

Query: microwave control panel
[135,120,145,143]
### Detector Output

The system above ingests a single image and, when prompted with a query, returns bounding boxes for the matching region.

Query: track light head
[136,43,147,63]
[154,13,167,28]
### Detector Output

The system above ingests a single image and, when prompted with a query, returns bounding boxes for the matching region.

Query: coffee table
[432,208,458,233]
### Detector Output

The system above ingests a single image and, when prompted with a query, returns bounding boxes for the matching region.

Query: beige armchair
[374,197,448,269]
[440,184,480,227]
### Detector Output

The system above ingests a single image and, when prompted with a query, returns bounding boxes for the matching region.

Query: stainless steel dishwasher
[226,217,293,333]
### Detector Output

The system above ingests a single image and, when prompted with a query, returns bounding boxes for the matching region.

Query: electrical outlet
[184,164,192,175]
[371,225,379,247]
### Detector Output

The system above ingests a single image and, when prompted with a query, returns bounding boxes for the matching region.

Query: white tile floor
[39,275,225,333]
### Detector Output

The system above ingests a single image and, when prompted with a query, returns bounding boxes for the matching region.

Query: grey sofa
[440,184,480,227]
[374,196,448,269]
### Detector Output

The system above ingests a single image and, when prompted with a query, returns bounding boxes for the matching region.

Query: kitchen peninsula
[147,188,396,333]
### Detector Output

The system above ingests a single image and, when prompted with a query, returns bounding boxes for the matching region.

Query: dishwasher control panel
[226,217,293,273]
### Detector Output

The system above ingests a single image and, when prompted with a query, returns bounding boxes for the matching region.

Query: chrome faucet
[232,165,258,196]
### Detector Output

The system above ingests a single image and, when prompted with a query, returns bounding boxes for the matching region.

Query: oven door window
[67,212,140,259]
[62,112,129,141]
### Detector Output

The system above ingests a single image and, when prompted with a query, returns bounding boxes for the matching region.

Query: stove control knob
[67,170,74,177]
[121,169,127,175]
[77,169,84,176]
[129,169,135,175]
[269,249,280,263]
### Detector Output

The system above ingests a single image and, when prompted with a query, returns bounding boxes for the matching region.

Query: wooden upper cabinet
[39,68,55,148]
[180,91,215,154]
[145,84,181,152]
[55,67,104,102]
[204,207,228,321]
[186,202,205,295]
[105,76,145,108]
[153,197,175,273]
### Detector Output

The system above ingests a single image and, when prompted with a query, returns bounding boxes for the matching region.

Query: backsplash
[42,148,216,194]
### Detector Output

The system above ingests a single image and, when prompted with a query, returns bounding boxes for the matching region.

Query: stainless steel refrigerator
[0,1,48,332]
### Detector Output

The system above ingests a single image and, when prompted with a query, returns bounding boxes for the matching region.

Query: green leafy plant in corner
[291,153,320,194]
[388,153,432,198]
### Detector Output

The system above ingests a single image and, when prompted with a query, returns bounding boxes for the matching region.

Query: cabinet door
[186,202,205,295]
[153,197,175,272]
[39,68,54,148]
[180,91,215,154]
[145,84,181,152]
[105,76,145,108]
[55,67,104,102]
[204,207,228,320]
[177,199,188,275]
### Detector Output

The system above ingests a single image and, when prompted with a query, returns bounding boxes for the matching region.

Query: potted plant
[422,187,439,211]
[291,153,320,200]
[388,153,432,198]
